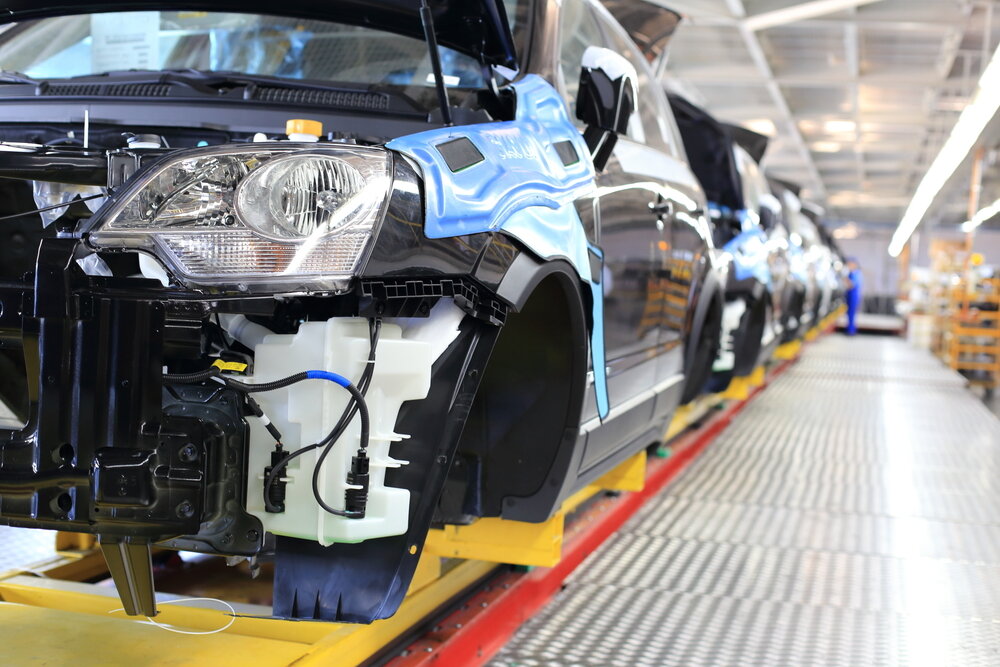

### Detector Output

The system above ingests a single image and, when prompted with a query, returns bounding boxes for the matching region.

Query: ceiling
[657,0,1000,229]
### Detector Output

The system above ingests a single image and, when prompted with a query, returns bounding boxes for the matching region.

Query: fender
[387,74,610,419]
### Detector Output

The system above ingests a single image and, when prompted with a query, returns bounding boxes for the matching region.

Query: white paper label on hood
[91,11,160,74]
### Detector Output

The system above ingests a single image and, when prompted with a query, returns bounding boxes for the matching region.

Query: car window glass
[558,0,605,127]
[0,12,488,92]
[589,5,672,154]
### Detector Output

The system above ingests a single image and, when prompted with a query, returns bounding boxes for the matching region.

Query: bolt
[178,443,198,463]
[175,500,194,518]
[246,529,260,542]
[436,455,448,465]
[221,534,232,545]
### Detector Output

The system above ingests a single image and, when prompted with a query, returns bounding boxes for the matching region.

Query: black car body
[667,94,779,391]
[769,177,821,340]
[0,0,719,623]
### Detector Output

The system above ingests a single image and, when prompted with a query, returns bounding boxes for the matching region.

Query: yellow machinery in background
[945,275,1000,390]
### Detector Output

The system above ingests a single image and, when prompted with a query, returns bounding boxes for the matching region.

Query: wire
[108,597,237,635]
[262,319,380,516]
[0,193,104,222]
[311,319,380,517]
[164,319,380,518]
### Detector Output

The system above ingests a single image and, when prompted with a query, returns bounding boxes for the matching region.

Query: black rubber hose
[310,383,370,518]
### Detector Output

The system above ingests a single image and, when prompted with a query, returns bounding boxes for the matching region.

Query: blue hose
[305,370,352,388]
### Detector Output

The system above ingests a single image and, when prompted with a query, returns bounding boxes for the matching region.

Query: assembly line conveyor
[492,335,1000,666]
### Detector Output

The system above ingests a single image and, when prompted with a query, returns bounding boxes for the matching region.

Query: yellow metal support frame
[424,451,647,567]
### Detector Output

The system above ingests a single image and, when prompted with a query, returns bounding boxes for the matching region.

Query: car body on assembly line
[769,177,822,340]
[0,0,720,624]
[667,94,780,393]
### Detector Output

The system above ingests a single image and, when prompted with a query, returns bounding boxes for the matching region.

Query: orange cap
[286,118,323,137]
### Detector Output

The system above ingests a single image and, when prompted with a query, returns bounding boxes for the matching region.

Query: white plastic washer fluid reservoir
[244,318,432,546]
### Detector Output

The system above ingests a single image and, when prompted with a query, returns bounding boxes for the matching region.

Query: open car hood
[724,123,769,164]
[668,93,743,211]
[0,0,518,69]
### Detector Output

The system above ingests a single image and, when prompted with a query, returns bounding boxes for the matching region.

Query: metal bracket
[98,537,156,617]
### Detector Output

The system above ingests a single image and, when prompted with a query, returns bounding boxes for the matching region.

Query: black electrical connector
[264,445,288,513]
[344,449,370,517]
[246,394,284,445]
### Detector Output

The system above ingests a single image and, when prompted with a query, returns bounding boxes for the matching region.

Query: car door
[558,0,685,471]
[591,3,708,395]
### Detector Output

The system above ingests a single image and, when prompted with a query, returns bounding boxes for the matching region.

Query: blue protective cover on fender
[387,75,609,419]
[723,226,772,288]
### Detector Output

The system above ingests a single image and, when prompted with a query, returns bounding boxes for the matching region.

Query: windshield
[0,11,492,89]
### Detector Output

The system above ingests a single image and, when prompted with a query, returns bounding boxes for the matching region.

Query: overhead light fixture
[798,119,820,134]
[822,119,856,134]
[744,0,886,32]
[744,118,777,136]
[889,42,1000,257]
[960,196,1000,232]
[833,222,859,239]
[811,141,842,153]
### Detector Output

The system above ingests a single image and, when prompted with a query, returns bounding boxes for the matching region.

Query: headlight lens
[236,155,375,241]
[88,145,392,292]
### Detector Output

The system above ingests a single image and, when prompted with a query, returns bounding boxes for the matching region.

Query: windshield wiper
[8,68,428,118]
[0,70,39,85]
[63,68,378,94]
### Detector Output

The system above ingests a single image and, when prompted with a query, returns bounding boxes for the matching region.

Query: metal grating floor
[0,526,56,574]
[492,335,1000,666]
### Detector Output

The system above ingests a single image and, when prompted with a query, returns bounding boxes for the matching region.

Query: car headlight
[88,144,392,292]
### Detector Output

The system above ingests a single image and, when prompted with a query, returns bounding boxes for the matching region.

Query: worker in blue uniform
[845,258,862,336]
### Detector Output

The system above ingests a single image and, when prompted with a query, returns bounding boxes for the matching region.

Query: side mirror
[576,46,638,171]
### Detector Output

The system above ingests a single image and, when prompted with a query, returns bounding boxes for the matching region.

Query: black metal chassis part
[0,238,263,554]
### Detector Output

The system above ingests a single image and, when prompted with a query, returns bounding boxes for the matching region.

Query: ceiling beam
[685,15,964,32]
[722,0,826,198]
[744,0,887,32]
[670,69,949,87]
[845,12,865,193]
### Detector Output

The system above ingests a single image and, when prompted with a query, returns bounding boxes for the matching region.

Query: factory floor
[493,335,1000,666]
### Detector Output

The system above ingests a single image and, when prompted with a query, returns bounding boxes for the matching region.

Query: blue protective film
[724,227,772,287]
[387,75,609,419]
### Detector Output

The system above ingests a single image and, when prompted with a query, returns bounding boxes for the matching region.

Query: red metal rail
[386,354,799,667]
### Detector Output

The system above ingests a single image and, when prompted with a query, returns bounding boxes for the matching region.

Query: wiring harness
[164,318,381,519]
